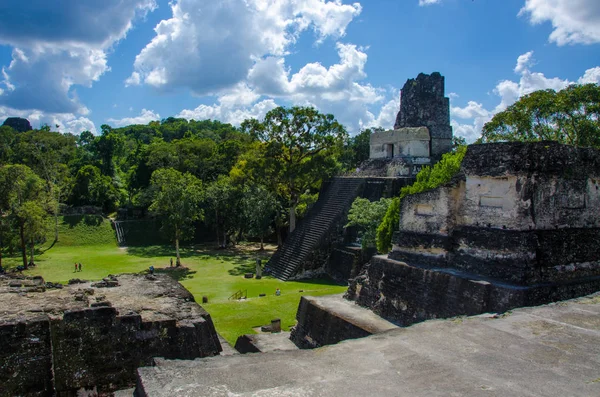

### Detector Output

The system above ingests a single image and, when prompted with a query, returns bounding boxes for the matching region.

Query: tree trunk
[223,231,227,248]
[175,237,181,267]
[19,220,27,269]
[54,210,59,242]
[215,209,220,247]
[260,236,264,251]
[289,205,297,233]
[29,237,35,266]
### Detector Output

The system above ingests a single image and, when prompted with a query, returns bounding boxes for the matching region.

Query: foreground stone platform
[234,331,298,354]
[291,294,398,348]
[0,274,221,396]
[137,293,600,396]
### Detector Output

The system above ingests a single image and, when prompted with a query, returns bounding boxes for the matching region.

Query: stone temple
[369,72,453,176]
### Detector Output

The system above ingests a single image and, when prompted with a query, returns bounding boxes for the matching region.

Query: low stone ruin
[0,273,221,396]
[346,141,600,325]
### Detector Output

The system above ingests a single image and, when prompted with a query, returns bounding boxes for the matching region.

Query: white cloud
[178,99,278,126]
[419,0,442,6]
[514,51,534,73]
[519,0,600,45]
[450,50,599,143]
[128,0,362,95]
[0,1,156,114]
[0,106,97,134]
[125,72,141,87]
[578,67,600,84]
[107,109,160,127]
[361,96,399,131]
[452,101,490,120]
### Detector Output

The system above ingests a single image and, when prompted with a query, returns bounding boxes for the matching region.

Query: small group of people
[74,262,82,272]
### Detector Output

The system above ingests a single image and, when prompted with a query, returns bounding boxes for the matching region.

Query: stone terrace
[0,273,221,396]
[137,293,600,396]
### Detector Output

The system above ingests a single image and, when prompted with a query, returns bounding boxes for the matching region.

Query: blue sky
[0,0,599,142]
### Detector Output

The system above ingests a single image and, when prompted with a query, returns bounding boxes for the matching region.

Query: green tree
[205,175,244,247]
[376,146,467,253]
[70,165,121,212]
[240,106,347,232]
[481,84,600,148]
[17,201,49,266]
[346,197,392,250]
[13,129,76,242]
[149,168,204,266]
[341,128,372,170]
[0,165,48,268]
[243,184,280,250]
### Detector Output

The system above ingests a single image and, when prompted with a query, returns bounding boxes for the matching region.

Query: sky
[0,0,599,142]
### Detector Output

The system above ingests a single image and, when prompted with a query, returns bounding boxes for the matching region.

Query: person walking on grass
[78,263,82,272]
[74,263,78,272]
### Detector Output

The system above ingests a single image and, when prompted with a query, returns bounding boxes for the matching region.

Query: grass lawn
[8,215,347,345]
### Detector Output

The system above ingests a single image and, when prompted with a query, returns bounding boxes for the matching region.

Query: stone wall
[369,127,430,160]
[291,296,375,348]
[393,141,600,285]
[347,141,600,326]
[393,72,453,158]
[0,274,221,396]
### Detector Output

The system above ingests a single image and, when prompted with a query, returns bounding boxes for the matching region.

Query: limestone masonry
[347,141,600,326]
[369,72,453,173]
[0,273,221,396]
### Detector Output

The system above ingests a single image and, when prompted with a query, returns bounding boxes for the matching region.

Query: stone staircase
[267,177,365,280]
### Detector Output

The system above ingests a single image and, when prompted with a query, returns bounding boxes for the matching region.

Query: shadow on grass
[62,214,103,228]
[127,245,197,259]
[228,261,256,276]
[156,267,197,281]
[128,244,271,270]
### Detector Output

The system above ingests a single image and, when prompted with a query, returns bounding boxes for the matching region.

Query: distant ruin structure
[268,72,454,280]
[2,117,32,132]
[369,72,453,175]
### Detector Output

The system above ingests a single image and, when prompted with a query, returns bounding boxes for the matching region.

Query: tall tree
[205,175,243,247]
[240,106,347,232]
[242,184,280,250]
[481,84,600,148]
[149,168,204,266]
[0,165,48,268]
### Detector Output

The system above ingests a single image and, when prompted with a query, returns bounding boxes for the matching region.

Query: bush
[375,146,467,253]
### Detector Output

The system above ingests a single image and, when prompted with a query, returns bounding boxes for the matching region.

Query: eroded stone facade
[0,274,221,396]
[348,142,600,326]
[369,72,453,164]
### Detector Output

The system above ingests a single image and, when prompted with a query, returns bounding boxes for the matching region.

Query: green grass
[8,215,347,345]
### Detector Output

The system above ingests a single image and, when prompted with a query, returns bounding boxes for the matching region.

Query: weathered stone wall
[0,274,221,396]
[347,142,600,327]
[291,296,374,348]
[347,256,600,327]
[369,127,430,159]
[394,141,600,285]
[0,317,53,397]
[393,72,453,158]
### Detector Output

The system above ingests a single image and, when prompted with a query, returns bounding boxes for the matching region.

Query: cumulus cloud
[519,0,600,45]
[128,0,362,95]
[419,0,442,6]
[107,109,160,127]
[0,105,96,134]
[178,99,279,126]
[176,40,385,133]
[0,1,156,114]
[450,51,600,143]
[578,67,600,84]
